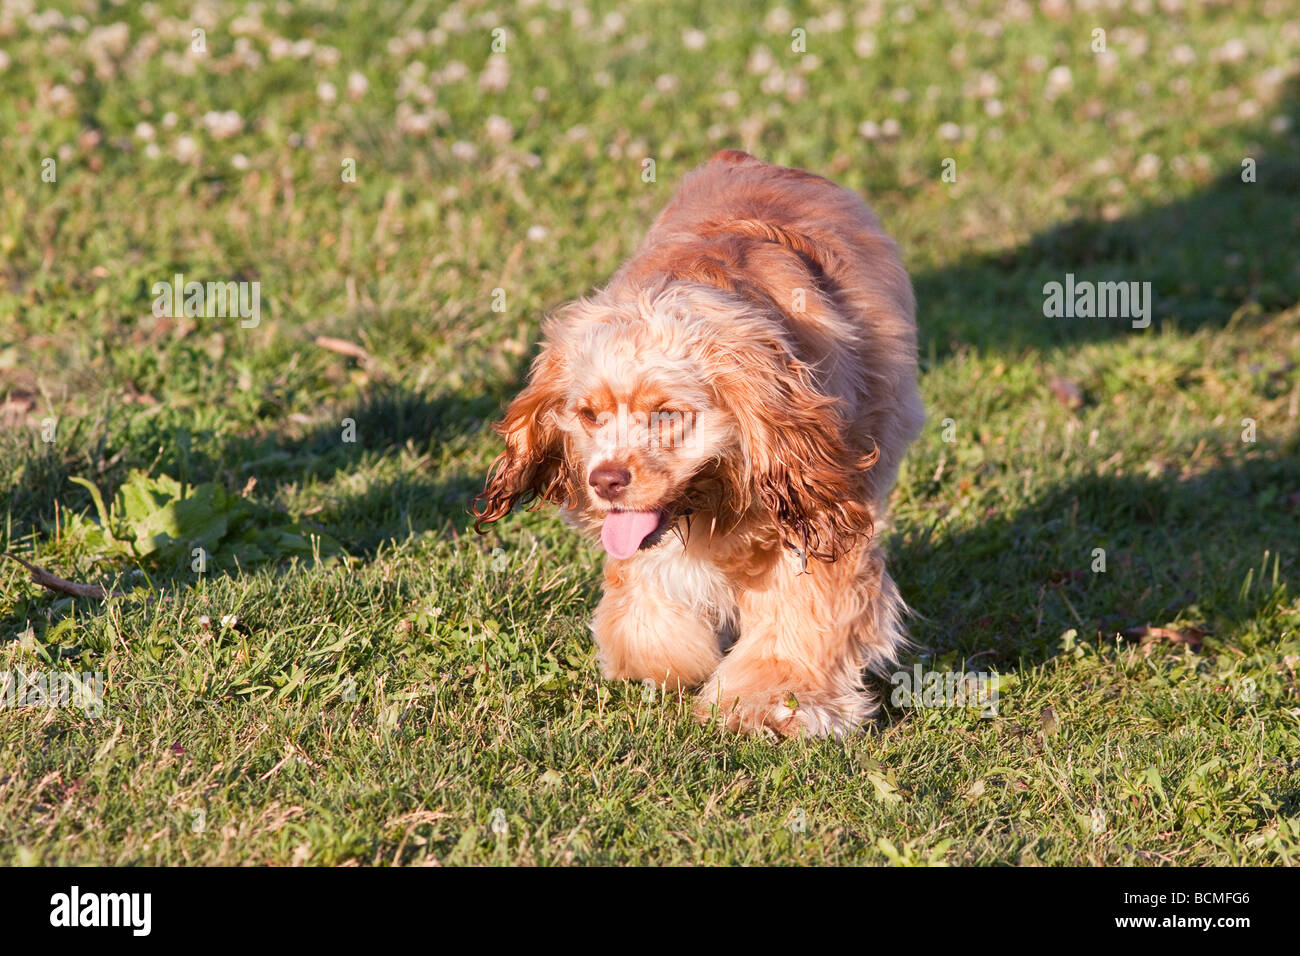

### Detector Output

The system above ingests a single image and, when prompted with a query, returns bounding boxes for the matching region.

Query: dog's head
[473,281,873,562]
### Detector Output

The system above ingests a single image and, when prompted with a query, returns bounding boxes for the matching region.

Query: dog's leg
[591,550,728,690]
[695,544,906,737]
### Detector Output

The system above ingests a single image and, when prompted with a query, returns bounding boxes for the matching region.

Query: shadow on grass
[204,380,515,557]
[223,384,498,547]
[913,79,1300,358]
[891,450,1300,670]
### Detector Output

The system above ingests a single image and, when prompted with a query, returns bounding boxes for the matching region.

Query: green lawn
[2,0,1298,865]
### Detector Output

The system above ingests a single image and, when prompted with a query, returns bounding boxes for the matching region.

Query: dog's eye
[578,408,598,425]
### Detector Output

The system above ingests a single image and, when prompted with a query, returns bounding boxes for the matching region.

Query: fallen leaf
[1039,705,1060,737]
[1049,376,1084,409]
[1119,625,1206,654]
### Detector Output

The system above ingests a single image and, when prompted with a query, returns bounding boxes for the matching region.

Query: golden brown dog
[475,150,923,736]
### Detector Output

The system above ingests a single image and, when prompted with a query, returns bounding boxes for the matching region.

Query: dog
[474,150,924,736]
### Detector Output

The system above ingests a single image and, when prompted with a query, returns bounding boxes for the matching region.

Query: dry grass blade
[314,335,371,363]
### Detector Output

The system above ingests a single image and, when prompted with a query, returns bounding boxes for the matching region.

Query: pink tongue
[600,510,662,559]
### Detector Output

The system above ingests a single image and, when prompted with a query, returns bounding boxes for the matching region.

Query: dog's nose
[589,465,631,501]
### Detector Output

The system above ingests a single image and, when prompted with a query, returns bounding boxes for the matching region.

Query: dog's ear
[719,340,875,563]
[473,347,573,531]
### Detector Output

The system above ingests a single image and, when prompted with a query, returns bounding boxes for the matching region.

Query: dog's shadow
[887,454,1300,673]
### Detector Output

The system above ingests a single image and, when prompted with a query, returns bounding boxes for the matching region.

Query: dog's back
[612,150,924,506]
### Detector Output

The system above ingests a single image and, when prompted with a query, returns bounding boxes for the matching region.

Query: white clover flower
[478,54,508,92]
[1134,153,1161,180]
[760,69,786,95]
[1045,65,1072,99]
[764,7,793,32]
[440,60,468,84]
[86,22,129,58]
[134,121,156,141]
[1213,38,1248,64]
[485,114,514,143]
[174,135,200,163]
[203,110,244,139]
[347,71,368,99]
[964,71,999,99]
[396,106,435,135]
[317,81,337,104]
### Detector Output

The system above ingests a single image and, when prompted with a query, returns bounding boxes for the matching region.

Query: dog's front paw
[693,684,864,738]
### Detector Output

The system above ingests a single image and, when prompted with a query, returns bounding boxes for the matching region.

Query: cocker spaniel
[475,150,923,737]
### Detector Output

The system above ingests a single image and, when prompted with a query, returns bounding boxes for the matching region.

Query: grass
[2,0,1299,865]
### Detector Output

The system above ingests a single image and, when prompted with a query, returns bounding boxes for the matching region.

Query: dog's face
[474,283,875,562]
[547,317,735,557]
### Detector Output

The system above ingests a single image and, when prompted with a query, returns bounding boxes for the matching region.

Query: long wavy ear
[718,340,876,563]
[473,348,573,531]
